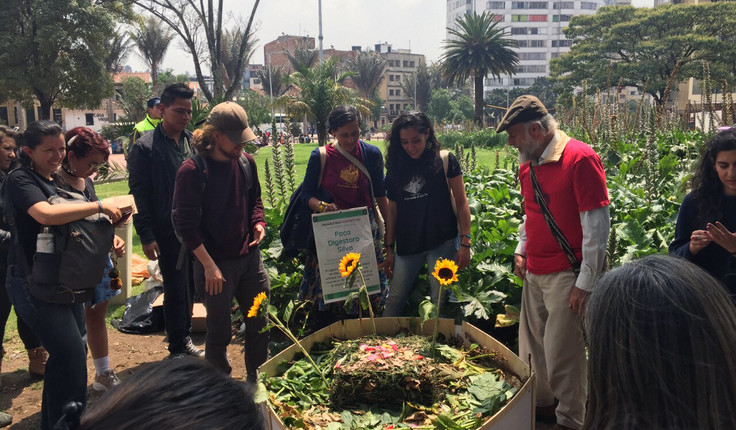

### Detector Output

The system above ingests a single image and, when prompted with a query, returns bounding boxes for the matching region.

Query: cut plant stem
[269,312,329,386]
[431,284,445,358]
[358,269,377,335]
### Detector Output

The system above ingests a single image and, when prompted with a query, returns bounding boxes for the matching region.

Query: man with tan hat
[497,95,610,430]
[172,101,269,383]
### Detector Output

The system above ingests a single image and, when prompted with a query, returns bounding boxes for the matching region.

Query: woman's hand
[100,201,122,224]
[455,246,470,270]
[323,203,338,212]
[204,262,225,295]
[689,229,712,254]
[706,222,736,253]
[112,235,125,257]
[384,249,394,279]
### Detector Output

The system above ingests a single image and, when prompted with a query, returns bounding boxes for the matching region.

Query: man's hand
[204,262,225,295]
[248,224,266,247]
[514,254,527,279]
[142,241,159,261]
[569,286,590,318]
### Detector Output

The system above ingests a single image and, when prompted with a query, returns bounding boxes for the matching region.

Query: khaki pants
[519,270,587,429]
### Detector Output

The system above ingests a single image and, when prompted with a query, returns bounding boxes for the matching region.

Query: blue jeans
[383,237,459,317]
[6,266,87,430]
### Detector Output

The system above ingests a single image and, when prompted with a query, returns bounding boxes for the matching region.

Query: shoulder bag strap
[528,163,580,272]
[439,150,458,217]
[332,142,377,205]
[317,145,327,187]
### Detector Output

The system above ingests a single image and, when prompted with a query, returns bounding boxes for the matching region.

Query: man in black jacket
[128,83,203,359]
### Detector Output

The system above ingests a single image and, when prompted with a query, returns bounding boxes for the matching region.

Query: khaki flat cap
[496,95,548,133]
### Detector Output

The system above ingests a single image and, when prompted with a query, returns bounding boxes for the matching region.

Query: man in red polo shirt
[497,96,610,430]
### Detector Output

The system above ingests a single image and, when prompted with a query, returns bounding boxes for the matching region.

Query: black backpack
[3,168,114,303]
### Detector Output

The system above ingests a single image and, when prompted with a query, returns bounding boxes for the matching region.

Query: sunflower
[247,291,268,318]
[432,258,459,286]
[339,252,361,278]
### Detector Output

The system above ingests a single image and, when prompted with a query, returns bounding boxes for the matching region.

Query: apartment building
[374,43,425,126]
[446,0,609,96]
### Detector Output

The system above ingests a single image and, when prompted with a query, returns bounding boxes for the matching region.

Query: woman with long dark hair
[4,121,122,429]
[670,128,736,294]
[382,111,471,317]
[584,255,736,429]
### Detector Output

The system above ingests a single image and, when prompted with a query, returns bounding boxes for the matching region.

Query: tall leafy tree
[440,12,519,127]
[222,28,258,90]
[106,29,132,74]
[116,76,152,121]
[131,16,174,94]
[285,42,319,73]
[134,0,260,103]
[257,66,285,98]
[346,51,386,126]
[551,3,736,106]
[275,57,370,146]
[0,0,133,119]
[401,61,437,112]
[346,51,387,100]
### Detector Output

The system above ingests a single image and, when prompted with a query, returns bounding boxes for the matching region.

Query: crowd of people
[1,88,736,430]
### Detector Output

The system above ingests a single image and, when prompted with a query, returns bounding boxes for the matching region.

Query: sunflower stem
[431,284,444,358]
[269,312,329,386]
[358,268,376,335]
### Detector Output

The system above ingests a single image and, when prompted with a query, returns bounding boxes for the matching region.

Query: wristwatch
[317,201,328,213]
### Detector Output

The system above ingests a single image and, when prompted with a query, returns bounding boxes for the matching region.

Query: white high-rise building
[446,0,608,97]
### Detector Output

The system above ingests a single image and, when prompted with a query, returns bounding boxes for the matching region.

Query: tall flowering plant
[423,258,459,357]
[339,252,377,335]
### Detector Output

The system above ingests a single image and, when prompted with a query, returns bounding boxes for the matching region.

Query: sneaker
[166,352,188,360]
[92,370,120,392]
[27,347,48,378]
[183,337,204,357]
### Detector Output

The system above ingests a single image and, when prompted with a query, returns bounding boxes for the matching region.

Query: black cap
[147,97,161,108]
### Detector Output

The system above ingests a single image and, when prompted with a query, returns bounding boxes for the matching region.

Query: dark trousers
[156,234,193,353]
[193,250,270,382]
[6,266,87,430]
[0,266,41,350]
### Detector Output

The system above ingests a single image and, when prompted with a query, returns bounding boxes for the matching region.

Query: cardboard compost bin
[258,317,535,430]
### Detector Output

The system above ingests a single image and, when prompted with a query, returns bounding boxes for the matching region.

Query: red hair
[64,127,110,161]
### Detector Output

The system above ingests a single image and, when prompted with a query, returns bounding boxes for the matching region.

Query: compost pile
[263,334,521,430]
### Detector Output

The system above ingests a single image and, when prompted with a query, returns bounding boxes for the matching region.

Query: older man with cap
[172,101,269,382]
[498,95,610,430]
[129,97,163,150]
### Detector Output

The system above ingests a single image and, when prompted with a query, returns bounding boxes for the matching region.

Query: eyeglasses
[109,257,122,291]
[88,160,107,171]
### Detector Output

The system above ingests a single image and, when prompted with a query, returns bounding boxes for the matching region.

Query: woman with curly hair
[670,127,736,295]
[381,111,471,317]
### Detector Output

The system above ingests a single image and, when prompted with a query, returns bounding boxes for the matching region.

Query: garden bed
[258,318,534,430]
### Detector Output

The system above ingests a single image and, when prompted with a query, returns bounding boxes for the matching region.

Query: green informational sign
[312,207,380,303]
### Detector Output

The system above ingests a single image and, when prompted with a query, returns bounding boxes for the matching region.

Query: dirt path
[0,328,246,429]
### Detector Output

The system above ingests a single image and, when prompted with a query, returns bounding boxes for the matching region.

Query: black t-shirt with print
[386,152,462,255]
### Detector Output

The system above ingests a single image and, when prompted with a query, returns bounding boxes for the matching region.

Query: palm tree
[221,28,258,91]
[285,42,318,72]
[105,29,131,74]
[275,57,370,146]
[347,51,387,99]
[440,12,519,127]
[131,16,174,94]
[257,66,284,97]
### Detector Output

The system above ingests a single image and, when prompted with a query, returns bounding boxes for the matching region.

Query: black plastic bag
[112,286,165,334]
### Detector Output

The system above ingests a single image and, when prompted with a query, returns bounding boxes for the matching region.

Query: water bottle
[36,227,54,253]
